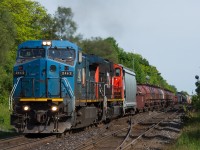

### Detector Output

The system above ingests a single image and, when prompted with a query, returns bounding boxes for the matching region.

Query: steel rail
[121,109,180,150]
[0,135,56,150]
[74,111,166,150]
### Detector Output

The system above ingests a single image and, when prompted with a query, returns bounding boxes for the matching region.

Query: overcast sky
[36,0,200,95]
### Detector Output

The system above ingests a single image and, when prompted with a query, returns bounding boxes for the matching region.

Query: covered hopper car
[136,84,177,112]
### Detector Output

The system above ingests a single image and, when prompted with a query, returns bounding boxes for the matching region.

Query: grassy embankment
[168,111,200,150]
[0,103,17,138]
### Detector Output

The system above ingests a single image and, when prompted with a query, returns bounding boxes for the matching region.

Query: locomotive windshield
[17,48,45,64]
[48,48,75,65]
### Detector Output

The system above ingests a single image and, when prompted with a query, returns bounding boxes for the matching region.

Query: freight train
[9,40,176,134]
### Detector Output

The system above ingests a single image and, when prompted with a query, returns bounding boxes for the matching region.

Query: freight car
[176,92,190,104]
[136,84,177,112]
[9,40,137,133]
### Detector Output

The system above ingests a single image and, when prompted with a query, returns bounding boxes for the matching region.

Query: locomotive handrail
[61,78,74,98]
[9,76,23,111]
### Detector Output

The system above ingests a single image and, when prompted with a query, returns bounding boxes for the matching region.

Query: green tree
[192,95,200,110]
[54,7,78,40]
[40,14,57,40]
[192,75,200,110]
[0,7,15,64]
[80,37,119,63]
[0,0,49,105]
[0,7,16,104]
[1,0,48,44]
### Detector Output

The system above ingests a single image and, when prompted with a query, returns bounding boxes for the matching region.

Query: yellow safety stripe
[20,98,63,102]
[77,100,102,103]
[107,99,124,102]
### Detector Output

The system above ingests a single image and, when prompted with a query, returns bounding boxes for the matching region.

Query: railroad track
[118,109,181,150]
[73,109,169,150]
[0,134,56,150]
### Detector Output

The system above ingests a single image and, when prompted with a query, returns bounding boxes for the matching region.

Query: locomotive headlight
[23,105,30,111]
[42,41,47,45]
[47,41,51,45]
[42,41,51,46]
[51,106,58,112]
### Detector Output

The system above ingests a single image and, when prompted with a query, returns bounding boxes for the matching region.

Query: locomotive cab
[113,64,124,99]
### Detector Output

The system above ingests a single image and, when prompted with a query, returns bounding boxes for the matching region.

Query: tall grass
[0,103,12,131]
[168,111,200,150]
[0,103,19,138]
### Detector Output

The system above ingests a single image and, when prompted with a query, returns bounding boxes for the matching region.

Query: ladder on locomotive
[9,76,23,111]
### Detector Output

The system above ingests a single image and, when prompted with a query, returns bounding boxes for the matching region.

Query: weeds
[168,111,200,150]
[0,103,13,131]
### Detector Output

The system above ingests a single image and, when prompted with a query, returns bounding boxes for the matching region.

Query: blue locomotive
[10,40,137,133]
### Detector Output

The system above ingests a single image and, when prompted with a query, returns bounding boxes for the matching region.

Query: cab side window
[115,68,120,76]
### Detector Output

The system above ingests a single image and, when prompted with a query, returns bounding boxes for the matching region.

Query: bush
[0,103,12,131]
[191,95,200,110]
